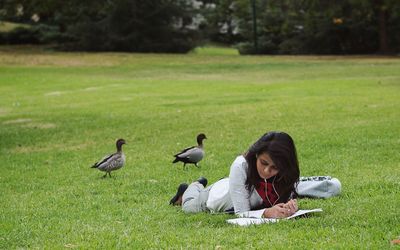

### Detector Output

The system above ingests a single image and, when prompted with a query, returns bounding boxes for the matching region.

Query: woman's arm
[228,156,255,216]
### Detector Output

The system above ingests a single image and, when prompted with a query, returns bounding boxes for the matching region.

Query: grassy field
[0,22,30,32]
[0,45,399,249]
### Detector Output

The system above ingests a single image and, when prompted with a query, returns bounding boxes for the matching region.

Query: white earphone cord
[264,176,280,207]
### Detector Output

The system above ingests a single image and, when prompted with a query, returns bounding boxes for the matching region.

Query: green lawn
[0,22,30,32]
[0,46,399,249]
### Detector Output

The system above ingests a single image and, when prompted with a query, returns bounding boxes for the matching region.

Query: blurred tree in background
[234,0,400,54]
[1,0,399,54]
[0,0,199,52]
[197,0,243,44]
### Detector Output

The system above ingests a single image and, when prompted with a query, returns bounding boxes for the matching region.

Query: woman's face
[256,152,279,179]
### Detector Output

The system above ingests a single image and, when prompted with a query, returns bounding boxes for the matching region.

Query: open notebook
[226,208,323,226]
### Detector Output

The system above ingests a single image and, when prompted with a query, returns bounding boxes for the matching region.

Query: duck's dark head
[197,133,207,145]
[116,138,126,151]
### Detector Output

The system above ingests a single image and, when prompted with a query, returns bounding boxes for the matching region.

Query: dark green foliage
[34,24,70,44]
[235,0,400,55]
[0,24,67,45]
[0,0,200,52]
[0,27,40,44]
[197,0,244,44]
[62,0,200,52]
[1,0,400,54]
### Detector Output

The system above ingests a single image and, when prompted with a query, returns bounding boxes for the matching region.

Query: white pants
[182,182,212,213]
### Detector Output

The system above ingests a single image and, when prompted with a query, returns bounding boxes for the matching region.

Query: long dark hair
[244,131,300,203]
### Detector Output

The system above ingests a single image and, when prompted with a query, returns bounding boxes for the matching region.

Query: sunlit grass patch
[0,21,30,32]
[192,45,239,56]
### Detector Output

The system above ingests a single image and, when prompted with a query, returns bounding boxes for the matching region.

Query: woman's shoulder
[232,155,246,165]
[230,155,248,172]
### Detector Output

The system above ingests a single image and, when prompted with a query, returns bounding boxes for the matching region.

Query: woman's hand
[283,199,298,214]
[263,203,294,218]
[263,199,298,218]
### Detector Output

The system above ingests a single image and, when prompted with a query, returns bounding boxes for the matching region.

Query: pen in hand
[285,192,298,214]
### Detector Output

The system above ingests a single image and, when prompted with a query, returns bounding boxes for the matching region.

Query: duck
[91,138,126,178]
[173,133,206,169]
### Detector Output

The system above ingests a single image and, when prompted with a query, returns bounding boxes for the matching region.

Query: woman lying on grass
[170,131,341,218]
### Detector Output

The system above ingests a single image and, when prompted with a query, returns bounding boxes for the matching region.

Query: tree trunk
[374,0,390,54]
[378,7,389,53]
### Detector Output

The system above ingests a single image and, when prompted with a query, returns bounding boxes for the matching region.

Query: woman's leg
[182,182,210,213]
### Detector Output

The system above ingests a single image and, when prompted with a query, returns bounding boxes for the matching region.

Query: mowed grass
[0,22,30,32]
[0,46,399,249]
